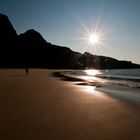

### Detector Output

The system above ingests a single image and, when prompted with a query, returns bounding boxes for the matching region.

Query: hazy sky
[0,0,140,64]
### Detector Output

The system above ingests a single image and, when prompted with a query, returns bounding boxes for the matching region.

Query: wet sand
[0,69,140,140]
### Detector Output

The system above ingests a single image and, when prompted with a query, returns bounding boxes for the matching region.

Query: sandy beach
[0,69,140,140]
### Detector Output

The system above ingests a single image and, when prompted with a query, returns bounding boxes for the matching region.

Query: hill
[0,13,140,69]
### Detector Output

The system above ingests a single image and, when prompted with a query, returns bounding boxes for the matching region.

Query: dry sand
[0,69,140,140]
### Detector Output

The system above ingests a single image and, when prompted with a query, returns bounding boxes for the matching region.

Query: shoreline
[0,69,140,140]
[53,70,140,107]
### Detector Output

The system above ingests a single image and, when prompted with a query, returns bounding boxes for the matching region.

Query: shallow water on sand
[61,69,140,88]
[58,69,140,106]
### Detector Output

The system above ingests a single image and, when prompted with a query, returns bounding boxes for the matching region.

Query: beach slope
[0,69,140,140]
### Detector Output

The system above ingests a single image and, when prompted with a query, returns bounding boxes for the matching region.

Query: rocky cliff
[0,13,139,69]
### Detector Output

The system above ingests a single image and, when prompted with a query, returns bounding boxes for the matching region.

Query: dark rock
[0,13,18,67]
[0,13,140,69]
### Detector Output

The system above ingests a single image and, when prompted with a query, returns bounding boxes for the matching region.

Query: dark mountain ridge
[0,13,140,69]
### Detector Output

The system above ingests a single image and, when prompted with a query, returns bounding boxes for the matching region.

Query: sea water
[61,69,140,88]
[59,69,140,106]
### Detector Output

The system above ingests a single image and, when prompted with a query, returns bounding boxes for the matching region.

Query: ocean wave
[60,69,140,88]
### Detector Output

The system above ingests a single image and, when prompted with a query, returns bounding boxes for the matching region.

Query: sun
[88,34,99,45]
[80,25,105,51]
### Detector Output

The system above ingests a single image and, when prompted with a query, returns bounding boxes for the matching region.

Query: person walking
[25,67,29,75]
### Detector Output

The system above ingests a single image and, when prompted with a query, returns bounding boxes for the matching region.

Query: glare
[73,16,108,54]
[85,69,100,76]
[81,26,105,49]
[85,86,95,92]
[88,34,99,45]
[80,75,97,81]
[84,86,106,97]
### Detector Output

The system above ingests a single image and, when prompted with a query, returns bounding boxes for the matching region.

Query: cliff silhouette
[0,13,140,69]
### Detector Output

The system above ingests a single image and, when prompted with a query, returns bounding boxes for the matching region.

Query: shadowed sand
[0,69,140,140]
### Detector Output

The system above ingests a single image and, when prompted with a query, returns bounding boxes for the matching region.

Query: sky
[0,0,140,64]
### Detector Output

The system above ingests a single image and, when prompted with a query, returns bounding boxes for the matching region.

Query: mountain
[18,29,81,68]
[0,13,140,69]
[0,13,17,41]
[0,13,19,67]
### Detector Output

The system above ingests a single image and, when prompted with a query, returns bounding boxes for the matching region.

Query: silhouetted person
[25,67,28,75]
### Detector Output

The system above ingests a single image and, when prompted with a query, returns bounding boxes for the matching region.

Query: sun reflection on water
[85,86,96,93]
[85,69,101,76]
[80,76,97,82]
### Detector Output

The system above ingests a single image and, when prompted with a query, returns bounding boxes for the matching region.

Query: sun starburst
[88,34,99,45]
